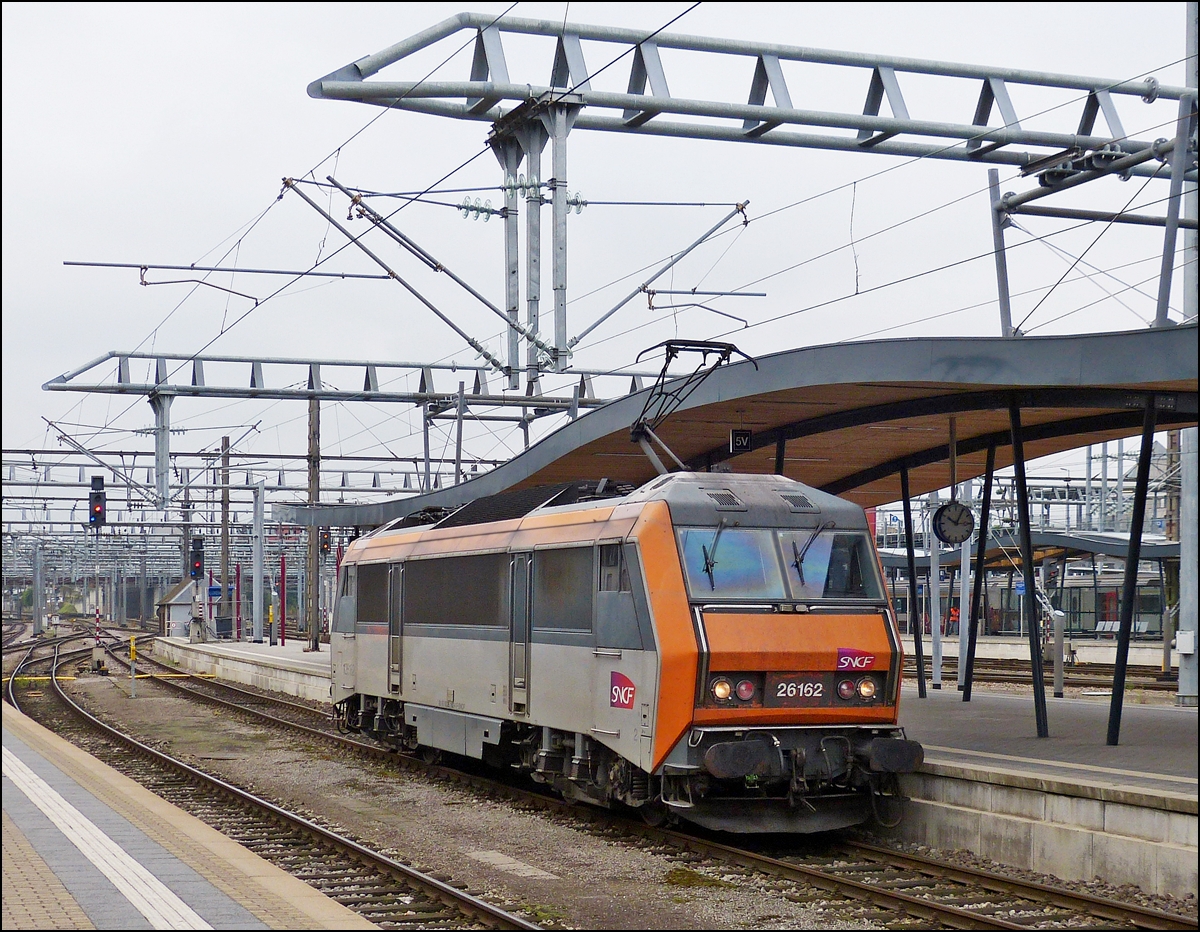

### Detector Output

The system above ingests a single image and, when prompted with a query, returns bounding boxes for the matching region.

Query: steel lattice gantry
[309,11,1192,165]
[307,11,1198,368]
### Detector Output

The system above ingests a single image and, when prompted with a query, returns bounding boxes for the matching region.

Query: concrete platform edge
[921,759,1198,815]
[886,769,1198,897]
[154,638,332,703]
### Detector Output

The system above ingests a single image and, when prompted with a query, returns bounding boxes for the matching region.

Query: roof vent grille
[704,489,744,509]
[778,491,818,512]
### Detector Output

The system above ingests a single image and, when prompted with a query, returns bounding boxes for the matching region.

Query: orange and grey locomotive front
[330,472,922,833]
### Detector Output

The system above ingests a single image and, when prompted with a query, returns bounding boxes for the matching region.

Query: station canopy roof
[276,325,1197,529]
[878,530,1181,572]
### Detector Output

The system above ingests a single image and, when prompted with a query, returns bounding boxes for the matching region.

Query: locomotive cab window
[778,529,885,601]
[677,527,786,601]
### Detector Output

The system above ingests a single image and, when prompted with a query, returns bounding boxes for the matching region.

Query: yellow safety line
[2,673,215,683]
[139,673,217,679]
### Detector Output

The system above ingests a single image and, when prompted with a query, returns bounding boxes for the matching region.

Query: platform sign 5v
[729,429,752,454]
[610,672,636,709]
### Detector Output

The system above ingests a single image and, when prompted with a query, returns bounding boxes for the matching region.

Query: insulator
[564,191,586,214]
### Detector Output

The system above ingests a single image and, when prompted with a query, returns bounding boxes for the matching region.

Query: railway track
[902,656,1177,691]
[94,647,1197,931]
[2,618,28,650]
[5,642,539,931]
[651,831,1197,930]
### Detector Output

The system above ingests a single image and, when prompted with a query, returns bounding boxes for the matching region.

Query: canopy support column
[901,466,927,698]
[1010,401,1049,737]
[964,442,995,702]
[1108,395,1157,744]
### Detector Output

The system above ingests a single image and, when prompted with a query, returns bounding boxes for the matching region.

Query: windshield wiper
[791,521,835,585]
[701,519,727,591]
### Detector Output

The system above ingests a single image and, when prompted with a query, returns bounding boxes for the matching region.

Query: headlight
[736,679,755,701]
[711,678,733,701]
[837,679,856,700]
[857,677,877,699]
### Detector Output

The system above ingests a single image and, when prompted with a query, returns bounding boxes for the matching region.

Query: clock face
[933,501,975,545]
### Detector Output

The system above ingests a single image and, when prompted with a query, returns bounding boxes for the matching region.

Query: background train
[329,472,923,833]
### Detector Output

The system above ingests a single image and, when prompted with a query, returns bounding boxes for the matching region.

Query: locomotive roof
[620,472,868,530]
[365,472,866,541]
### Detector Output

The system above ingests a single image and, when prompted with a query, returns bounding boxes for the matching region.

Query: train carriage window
[357,563,389,623]
[677,527,786,600]
[533,547,593,630]
[778,530,885,601]
[403,553,508,627]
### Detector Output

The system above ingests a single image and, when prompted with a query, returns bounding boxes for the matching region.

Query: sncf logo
[610,671,636,709]
[837,647,877,670]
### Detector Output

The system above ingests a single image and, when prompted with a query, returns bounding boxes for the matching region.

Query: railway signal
[189,536,205,579]
[319,528,331,556]
[88,476,106,527]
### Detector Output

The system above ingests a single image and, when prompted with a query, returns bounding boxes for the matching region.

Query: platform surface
[2,702,374,930]
[897,683,1198,804]
[160,635,332,675]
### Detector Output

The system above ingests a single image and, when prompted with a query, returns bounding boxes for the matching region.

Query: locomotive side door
[388,563,402,695]
[509,552,532,715]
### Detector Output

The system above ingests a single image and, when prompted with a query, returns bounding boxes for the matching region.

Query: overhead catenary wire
[1024,255,1195,333]
[1012,223,1155,325]
[578,100,1192,355]
[569,103,1189,353]
[723,110,1188,299]
[840,251,1175,342]
[71,137,506,459]
[715,207,1184,340]
[581,203,1181,356]
[1014,164,1166,332]
[848,260,1187,344]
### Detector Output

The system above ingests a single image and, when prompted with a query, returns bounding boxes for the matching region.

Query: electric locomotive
[330,471,922,833]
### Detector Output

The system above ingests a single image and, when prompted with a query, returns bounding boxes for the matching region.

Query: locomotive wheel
[420,747,443,766]
[640,801,668,826]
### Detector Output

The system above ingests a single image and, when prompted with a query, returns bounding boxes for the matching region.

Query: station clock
[932,500,975,545]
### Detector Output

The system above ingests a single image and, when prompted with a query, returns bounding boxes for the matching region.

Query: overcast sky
[2,2,1191,503]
